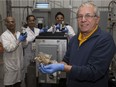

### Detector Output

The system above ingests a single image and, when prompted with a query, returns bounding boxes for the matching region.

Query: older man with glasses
[39,2,116,87]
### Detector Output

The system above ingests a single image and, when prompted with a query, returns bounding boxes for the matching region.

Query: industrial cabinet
[35,32,68,84]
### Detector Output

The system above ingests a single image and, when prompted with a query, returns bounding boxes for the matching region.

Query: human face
[27,16,36,29]
[5,17,16,31]
[55,15,64,24]
[77,5,100,34]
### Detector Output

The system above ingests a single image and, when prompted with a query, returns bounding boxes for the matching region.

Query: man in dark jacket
[39,1,116,87]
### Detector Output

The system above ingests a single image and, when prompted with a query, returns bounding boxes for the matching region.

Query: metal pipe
[6,0,12,16]
[11,6,33,8]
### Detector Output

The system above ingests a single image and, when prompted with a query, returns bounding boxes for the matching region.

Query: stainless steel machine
[32,1,71,29]
[35,32,68,84]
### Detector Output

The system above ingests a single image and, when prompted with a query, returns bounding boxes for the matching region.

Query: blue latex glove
[62,27,68,33]
[39,29,44,33]
[40,26,48,33]
[18,32,27,42]
[40,29,48,33]
[56,24,61,30]
[39,63,64,74]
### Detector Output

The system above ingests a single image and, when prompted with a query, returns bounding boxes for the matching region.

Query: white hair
[77,1,100,17]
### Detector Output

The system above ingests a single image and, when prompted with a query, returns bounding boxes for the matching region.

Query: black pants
[5,82,21,87]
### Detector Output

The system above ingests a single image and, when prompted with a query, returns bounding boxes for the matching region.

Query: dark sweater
[63,27,116,87]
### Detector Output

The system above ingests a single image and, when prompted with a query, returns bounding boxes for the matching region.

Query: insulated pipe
[6,0,12,16]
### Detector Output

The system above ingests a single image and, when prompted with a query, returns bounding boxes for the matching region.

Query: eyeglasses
[77,14,97,20]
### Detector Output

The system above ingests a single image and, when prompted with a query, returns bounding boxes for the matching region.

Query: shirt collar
[78,25,98,41]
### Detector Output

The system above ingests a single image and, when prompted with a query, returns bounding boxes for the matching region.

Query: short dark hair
[55,12,64,19]
[26,15,36,21]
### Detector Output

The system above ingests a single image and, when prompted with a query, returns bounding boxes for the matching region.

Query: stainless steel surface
[35,38,67,84]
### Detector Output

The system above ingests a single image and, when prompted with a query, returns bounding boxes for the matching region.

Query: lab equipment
[35,32,67,84]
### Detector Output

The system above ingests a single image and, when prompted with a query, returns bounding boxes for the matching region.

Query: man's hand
[18,32,27,42]
[39,63,64,74]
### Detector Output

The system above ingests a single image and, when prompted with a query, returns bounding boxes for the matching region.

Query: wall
[0,0,6,34]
